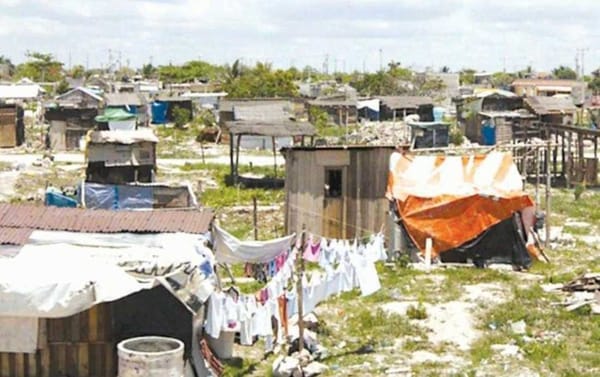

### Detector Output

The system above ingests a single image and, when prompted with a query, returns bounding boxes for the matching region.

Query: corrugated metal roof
[104,92,145,106]
[0,204,213,245]
[224,120,316,136]
[379,96,433,110]
[234,103,290,121]
[524,96,577,115]
[88,129,158,144]
[0,227,33,245]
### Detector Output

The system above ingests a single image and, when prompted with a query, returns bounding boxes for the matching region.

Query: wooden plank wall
[0,304,116,377]
[285,147,394,239]
[0,107,17,148]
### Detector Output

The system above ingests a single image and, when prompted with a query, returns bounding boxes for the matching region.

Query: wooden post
[229,132,235,183]
[296,224,306,353]
[545,139,551,248]
[566,132,572,188]
[272,136,277,177]
[578,133,584,182]
[561,131,566,177]
[253,196,258,240]
[425,238,432,271]
[234,134,242,185]
[535,147,540,207]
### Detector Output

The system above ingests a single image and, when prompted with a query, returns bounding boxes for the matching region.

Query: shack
[45,87,103,150]
[524,96,577,125]
[0,103,24,148]
[0,203,215,377]
[224,119,315,188]
[307,95,358,126]
[80,181,198,209]
[283,145,395,238]
[379,96,434,122]
[85,129,157,184]
[408,121,450,149]
[104,92,148,126]
[154,94,193,124]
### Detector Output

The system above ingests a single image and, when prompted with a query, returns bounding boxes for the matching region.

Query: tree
[172,106,191,128]
[589,77,600,94]
[459,68,476,85]
[552,65,577,80]
[15,51,64,82]
[0,55,15,78]
[491,72,516,89]
[141,63,157,78]
[222,61,299,97]
[68,64,85,79]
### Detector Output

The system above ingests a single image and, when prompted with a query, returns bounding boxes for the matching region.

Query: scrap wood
[561,273,600,292]
[199,338,224,376]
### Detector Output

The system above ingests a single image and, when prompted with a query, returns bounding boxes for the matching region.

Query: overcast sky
[1,0,599,74]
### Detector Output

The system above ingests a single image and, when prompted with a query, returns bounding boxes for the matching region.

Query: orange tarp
[387,152,534,257]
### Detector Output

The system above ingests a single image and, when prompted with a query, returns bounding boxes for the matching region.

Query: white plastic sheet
[213,224,295,264]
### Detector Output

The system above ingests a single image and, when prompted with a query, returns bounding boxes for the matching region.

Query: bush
[172,106,191,128]
[449,125,464,146]
[406,302,428,320]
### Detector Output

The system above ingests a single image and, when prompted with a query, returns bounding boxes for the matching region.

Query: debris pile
[560,273,600,313]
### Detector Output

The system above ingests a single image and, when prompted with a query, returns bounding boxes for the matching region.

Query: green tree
[0,55,15,78]
[68,64,85,79]
[223,61,298,97]
[16,51,64,82]
[172,106,191,128]
[158,60,225,83]
[459,68,476,85]
[141,63,157,78]
[55,79,70,94]
[491,72,516,88]
[552,65,577,80]
[589,77,600,94]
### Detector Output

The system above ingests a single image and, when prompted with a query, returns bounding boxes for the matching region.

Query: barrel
[117,336,184,377]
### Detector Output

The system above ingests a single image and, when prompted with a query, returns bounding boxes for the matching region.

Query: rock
[491,344,522,358]
[386,366,412,377]
[272,356,301,377]
[336,341,346,349]
[510,320,527,335]
[313,344,328,360]
[303,361,328,377]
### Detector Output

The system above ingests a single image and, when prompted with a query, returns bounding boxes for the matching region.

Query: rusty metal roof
[0,204,214,245]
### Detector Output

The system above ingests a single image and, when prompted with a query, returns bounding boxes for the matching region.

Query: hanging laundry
[303,235,322,262]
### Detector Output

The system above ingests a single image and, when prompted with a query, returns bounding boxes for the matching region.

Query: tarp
[95,107,137,122]
[387,151,534,257]
[0,231,215,318]
[213,224,295,264]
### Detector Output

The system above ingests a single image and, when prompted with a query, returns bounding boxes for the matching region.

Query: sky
[1,0,600,74]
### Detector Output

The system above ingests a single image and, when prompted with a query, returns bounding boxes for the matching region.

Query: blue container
[151,102,168,124]
[481,123,496,145]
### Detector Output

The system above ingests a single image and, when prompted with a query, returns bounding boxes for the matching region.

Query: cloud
[0,0,598,73]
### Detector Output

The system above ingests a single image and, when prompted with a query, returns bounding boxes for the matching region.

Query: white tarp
[0,231,216,318]
[213,224,295,264]
[357,99,380,112]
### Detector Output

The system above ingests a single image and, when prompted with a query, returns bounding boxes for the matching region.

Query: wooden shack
[0,103,24,148]
[45,88,103,150]
[283,145,395,238]
[85,129,157,184]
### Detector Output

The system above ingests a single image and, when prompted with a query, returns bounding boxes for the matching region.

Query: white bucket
[117,336,184,377]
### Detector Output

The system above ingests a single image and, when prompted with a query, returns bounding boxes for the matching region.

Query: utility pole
[379,48,383,71]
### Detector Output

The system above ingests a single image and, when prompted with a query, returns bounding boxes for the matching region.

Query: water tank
[151,102,168,124]
[117,336,184,377]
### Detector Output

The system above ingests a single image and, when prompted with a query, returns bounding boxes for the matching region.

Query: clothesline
[287,203,390,242]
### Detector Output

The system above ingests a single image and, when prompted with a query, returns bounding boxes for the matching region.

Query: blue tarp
[151,102,168,124]
[481,122,496,145]
[81,182,153,210]
[45,191,78,208]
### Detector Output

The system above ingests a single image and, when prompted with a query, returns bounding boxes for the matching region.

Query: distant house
[152,94,193,124]
[219,99,295,149]
[45,87,103,150]
[283,145,395,239]
[85,129,158,184]
[524,96,577,125]
[0,83,45,103]
[511,79,586,102]
[307,95,357,126]
[104,92,148,126]
[378,96,434,122]
[462,90,535,145]
[0,103,24,148]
